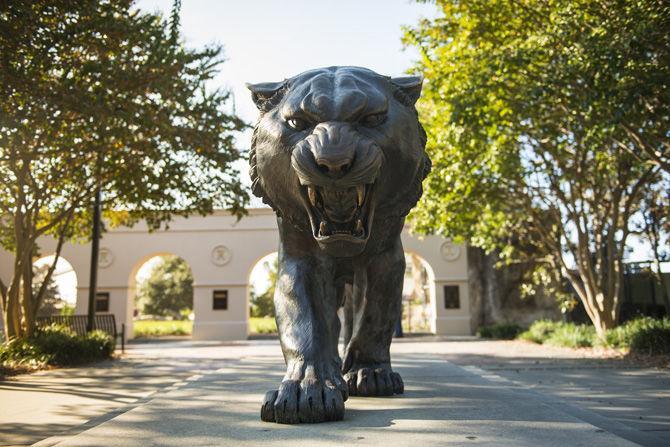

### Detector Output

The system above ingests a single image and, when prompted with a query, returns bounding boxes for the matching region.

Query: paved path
[442,342,670,443]
[0,340,243,446]
[1,338,668,447]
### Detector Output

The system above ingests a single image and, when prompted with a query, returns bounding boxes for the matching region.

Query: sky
[134,0,436,127]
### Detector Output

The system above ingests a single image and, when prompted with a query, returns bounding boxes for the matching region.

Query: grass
[518,317,670,353]
[249,316,277,334]
[0,324,114,375]
[133,320,192,338]
[133,318,278,337]
[477,323,524,340]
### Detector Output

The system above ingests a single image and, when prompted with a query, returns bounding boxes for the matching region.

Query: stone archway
[0,209,471,340]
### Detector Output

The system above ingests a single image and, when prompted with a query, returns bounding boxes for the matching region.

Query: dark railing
[36,314,125,352]
[566,263,669,324]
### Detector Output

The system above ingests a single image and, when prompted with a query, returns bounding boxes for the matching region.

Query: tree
[32,264,65,317]
[250,258,278,318]
[135,255,193,319]
[634,177,670,310]
[404,0,668,336]
[0,1,248,340]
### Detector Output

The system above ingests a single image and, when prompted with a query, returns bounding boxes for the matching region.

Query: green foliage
[249,258,278,318]
[249,317,277,334]
[630,327,670,356]
[0,0,248,340]
[404,0,670,334]
[546,324,597,349]
[519,317,670,353]
[604,317,670,354]
[135,255,193,319]
[0,324,114,372]
[477,323,523,340]
[59,304,75,316]
[518,319,561,344]
[169,0,182,45]
[133,320,192,338]
[519,320,596,348]
[32,264,72,317]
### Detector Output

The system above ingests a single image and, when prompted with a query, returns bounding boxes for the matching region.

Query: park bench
[36,314,126,352]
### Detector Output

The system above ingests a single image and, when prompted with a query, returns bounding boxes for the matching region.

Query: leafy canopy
[0,0,248,339]
[404,0,669,333]
[0,0,249,247]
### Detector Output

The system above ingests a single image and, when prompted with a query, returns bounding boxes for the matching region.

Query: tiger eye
[287,117,309,131]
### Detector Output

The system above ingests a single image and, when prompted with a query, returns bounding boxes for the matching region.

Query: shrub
[601,317,670,351]
[545,323,596,348]
[630,326,670,355]
[0,324,115,372]
[477,323,524,340]
[609,317,670,355]
[518,320,596,348]
[0,338,51,369]
[518,317,670,354]
[518,319,562,344]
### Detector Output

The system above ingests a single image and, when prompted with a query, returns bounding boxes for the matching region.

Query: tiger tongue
[320,187,358,223]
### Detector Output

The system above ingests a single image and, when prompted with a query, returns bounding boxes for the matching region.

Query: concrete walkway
[1,338,668,447]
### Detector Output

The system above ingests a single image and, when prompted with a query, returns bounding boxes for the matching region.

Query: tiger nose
[316,158,352,177]
[310,122,356,179]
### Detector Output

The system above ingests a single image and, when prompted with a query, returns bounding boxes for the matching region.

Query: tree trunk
[3,286,21,340]
[21,256,35,338]
[570,270,620,339]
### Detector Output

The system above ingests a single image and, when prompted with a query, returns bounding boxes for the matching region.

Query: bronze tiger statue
[247,66,430,424]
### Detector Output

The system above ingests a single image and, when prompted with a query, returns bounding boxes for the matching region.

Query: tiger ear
[390,76,423,105]
[246,81,286,112]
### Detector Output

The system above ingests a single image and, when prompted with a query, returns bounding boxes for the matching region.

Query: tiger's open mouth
[290,124,383,256]
[300,183,375,246]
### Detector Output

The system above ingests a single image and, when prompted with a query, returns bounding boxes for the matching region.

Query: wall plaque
[98,248,114,268]
[211,245,232,266]
[440,242,461,262]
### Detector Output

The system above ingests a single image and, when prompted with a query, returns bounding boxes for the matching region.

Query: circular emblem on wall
[440,242,461,262]
[98,247,114,268]
[211,245,232,266]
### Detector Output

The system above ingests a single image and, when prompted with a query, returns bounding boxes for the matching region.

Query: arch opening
[402,252,436,334]
[131,254,194,338]
[244,251,436,336]
[247,252,435,336]
[32,255,78,316]
[247,252,278,336]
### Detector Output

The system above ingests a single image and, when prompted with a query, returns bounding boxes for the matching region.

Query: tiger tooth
[356,185,365,207]
[319,221,327,236]
[356,219,364,234]
[308,186,317,206]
